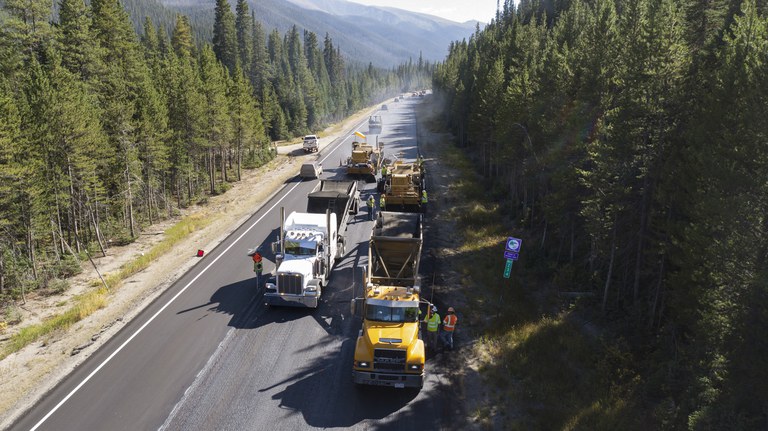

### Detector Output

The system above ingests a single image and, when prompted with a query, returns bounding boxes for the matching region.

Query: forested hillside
[0,0,431,306]
[433,0,767,428]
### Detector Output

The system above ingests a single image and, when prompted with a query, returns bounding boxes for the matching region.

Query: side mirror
[351,298,365,318]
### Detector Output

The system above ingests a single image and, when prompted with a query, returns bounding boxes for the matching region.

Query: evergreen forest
[0,0,431,301]
[433,0,767,427]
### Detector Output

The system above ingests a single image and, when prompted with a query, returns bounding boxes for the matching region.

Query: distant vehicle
[368,115,383,134]
[394,98,399,102]
[302,134,319,153]
[382,104,388,110]
[300,162,323,179]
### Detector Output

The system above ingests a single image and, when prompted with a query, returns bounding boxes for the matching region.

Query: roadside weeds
[417,97,649,430]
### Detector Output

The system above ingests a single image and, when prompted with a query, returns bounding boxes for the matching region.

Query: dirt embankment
[416,98,490,430]
[0,104,381,429]
[0,98,494,430]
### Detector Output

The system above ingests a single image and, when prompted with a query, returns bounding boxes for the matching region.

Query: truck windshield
[366,304,420,323]
[285,241,315,256]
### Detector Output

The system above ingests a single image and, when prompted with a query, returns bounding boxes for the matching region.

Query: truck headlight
[356,361,370,368]
[407,364,423,371]
[265,283,277,292]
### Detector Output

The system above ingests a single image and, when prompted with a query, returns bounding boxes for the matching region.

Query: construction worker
[421,189,428,213]
[441,307,458,350]
[423,305,440,350]
[381,164,388,177]
[417,155,424,169]
[380,194,386,211]
[252,251,263,274]
[367,194,376,220]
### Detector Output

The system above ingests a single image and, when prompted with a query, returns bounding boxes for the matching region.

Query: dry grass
[1,214,211,361]
[436,126,648,430]
[2,289,107,360]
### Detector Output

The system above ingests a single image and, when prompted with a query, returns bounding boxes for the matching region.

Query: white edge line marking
[31,122,363,430]
[30,179,305,431]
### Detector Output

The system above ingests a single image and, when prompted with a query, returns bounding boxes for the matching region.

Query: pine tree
[228,64,265,179]
[235,0,253,78]
[171,15,194,60]
[199,45,232,193]
[57,0,103,83]
[0,79,27,294]
[213,0,238,75]
[91,0,157,239]
[250,16,271,96]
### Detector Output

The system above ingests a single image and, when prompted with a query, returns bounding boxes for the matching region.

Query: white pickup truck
[303,134,319,153]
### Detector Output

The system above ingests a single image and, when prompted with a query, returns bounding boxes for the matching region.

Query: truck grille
[277,274,303,295]
[374,349,406,371]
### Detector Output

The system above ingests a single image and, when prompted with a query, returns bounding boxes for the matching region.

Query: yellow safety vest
[367,197,375,207]
[380,195,386,208]
[426,313,440,331]
[421,191,428,204]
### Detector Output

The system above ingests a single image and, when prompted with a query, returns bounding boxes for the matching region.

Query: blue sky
[346,0,501,24]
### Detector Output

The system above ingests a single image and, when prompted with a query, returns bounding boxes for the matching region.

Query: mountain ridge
[154,0,480,67]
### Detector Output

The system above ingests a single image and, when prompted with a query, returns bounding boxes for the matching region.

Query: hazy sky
[346,0,501,24]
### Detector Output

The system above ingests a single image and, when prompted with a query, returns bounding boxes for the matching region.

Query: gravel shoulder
[416,98,489,430]
[0,97,491,430]
[0,104,381,429]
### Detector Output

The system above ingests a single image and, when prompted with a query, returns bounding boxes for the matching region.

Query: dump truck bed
[370,212,422,285]
[307,180,359,230]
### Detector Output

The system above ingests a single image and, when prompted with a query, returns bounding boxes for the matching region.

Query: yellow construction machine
[345,132,381,182]
[378,159,425,212]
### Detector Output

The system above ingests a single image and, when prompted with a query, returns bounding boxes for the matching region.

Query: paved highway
[11,97,452,431]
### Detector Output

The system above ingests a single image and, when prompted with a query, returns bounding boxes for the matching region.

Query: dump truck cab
[351,212,425,388]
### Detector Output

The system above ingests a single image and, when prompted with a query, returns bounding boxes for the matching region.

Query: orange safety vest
[443,314,457,331]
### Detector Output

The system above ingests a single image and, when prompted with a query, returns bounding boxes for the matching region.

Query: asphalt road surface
[11,96,453,431]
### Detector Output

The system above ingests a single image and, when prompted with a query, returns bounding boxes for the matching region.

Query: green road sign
[504,259,513,278]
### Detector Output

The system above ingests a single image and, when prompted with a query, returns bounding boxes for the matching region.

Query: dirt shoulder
[0,104,383,429]
[416,98,490,431]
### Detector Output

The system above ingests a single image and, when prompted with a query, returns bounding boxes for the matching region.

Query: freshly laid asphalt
[11,97,453,431]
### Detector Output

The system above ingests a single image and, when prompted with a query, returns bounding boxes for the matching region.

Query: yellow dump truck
[378,160,425,212]
[345,133,381,182]
[351,212,425,388]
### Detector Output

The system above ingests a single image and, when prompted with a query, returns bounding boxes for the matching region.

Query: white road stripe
[30,180,304,431]
[30,120,365,431]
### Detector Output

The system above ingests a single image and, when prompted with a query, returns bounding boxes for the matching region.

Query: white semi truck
[265,209,340,308]
[264,180,358,308]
